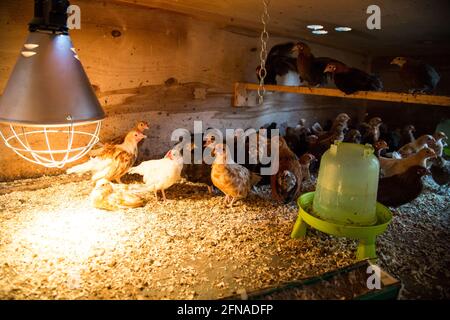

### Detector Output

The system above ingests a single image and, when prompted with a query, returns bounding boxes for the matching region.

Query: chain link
[257,0,270,105]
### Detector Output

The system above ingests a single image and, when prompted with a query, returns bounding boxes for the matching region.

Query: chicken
[377,166,429,207]
[344,129,362,144]
[373,140,389,158]
[90,179,150,211]
[379,125,401,152]
[90,121,149,157]
[398,134,435,158]
[291,42,338,86]
[311,113,350,138]
[430,156,450,186]
[181,132,214,193]
[309,122,348,162]
[359,117,383,145]
[256,42,297,85]
[431,131,448,157]
[380,147,436,178]
[211,143,261,207]
[324,62,383,94]
[399,125,416,148]
[284,125,309,157]
[390,57,440,94]
[270,137,303,203]
[298,153,316,185]
[128,147,184,201]
[67,130,146,183]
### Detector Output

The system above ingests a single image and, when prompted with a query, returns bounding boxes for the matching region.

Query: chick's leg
[228,197,236,208]
[161,189,167,202]
[154,190,158,201]
[207,185,213,194]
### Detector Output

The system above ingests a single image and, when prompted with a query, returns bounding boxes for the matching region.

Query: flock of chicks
[258,41,441,94]
[66,114,448,211]
[64,41,445,211]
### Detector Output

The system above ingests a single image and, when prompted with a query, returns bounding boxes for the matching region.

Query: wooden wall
[0,0,368,181]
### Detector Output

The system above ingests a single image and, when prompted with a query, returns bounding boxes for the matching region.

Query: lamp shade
[0,32,104,126]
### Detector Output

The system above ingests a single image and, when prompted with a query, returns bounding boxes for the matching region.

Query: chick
[374,140,389,158]
[271,137,303,203]
[359,117,383,145]
[391,57,440,94]
[128,147,184,201]
[67,130,146,183]
[324,62,383,94]
[380,125,402,152]
[90,179,148,211]
[90,121,149,157]
[344,129,362,144]
[181,132,214,193]
[431,131,448,157]
[398,134,436,158]
[380,147,436,178]
[211,144,261,207]
[299,153,316,186]
[430,156,450,186]
[400,125,416,147]
[284,126,309,157]
[291,42,340,86]
[377,166,429,207]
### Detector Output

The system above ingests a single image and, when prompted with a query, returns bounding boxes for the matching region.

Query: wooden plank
[234,82,450,107]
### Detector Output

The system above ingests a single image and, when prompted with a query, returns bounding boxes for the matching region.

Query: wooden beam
[233,82,450,107]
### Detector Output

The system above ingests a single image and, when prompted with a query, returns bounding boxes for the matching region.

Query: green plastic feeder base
[291,192,392,261]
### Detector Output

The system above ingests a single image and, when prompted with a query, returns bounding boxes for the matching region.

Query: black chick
[377,166,429,207]
[180,132,214,193]
[379,124,402,153]
[324,62,383,94]
[256,42,297,85]
[391,57,440,94]
[430,156,450,186]
[291,42,339,86]
[284,125,310,157]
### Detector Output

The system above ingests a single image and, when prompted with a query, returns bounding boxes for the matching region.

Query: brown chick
[90,179,148,211]
[400,125,416,147]
[373,140,389,158]
[271,137,303,203]
[398,134,435,158]
[90,121,149,157]
[377,166,429,207]
[430,156,450,186]
[431,131,448,157]
[211,144,261,207]
[309,122,348,161]
[380,147,436,178]
[361,117,383,145]
[67,130,146,183]
[299,153,316,186]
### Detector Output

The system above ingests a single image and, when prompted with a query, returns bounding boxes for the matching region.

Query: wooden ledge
[233,82,450,107]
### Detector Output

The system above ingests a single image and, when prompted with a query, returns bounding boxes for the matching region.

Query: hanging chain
[257,0,270,105]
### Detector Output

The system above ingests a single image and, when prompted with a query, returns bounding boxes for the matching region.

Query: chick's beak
[165,151,174,160]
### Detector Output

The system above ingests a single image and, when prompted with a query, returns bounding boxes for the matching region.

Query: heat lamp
[0,0,105,168]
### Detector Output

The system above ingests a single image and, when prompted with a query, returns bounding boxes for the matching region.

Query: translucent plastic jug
[312,142,379,226]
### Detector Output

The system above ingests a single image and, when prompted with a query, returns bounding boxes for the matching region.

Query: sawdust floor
[0,175,449,300]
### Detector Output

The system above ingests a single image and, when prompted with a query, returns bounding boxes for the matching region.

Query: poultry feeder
[291,142,393,260]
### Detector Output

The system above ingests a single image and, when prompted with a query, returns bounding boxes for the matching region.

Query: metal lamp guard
[0,121,102,168]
